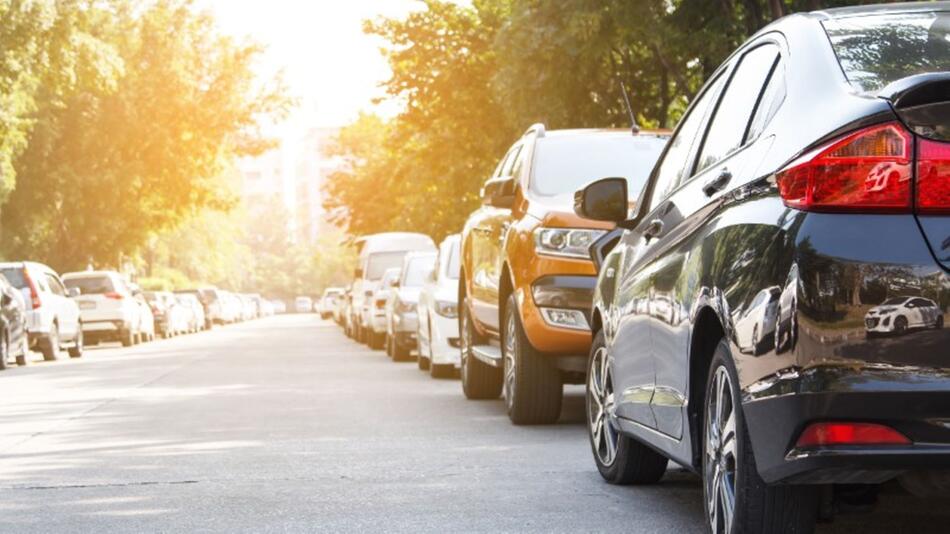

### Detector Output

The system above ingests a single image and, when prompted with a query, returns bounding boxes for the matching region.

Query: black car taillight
[777,122,913,213]
[917,138,950,214]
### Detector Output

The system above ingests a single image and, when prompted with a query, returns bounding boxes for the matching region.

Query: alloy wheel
[588,346,618,466]
[502,309,517,411]
[705,366,737,534]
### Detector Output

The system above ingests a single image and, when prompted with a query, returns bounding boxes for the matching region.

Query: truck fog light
[540,308,589,331]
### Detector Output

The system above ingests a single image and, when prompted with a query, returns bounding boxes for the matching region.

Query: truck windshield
[531,135,666,197]
[366,251,407,280]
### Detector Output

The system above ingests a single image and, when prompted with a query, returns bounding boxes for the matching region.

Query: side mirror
[574,177,629,223]
[1,293,11,306]
[481,176,517,209]
[391,279,400,288]
[68,287,81,298]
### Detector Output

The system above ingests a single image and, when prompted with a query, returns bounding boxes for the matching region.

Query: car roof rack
[524,123,545,138]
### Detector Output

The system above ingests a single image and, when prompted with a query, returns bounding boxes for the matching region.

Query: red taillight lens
[22,269,41,309]
[795,422,910,448]
[917,138,950,214]
[777,122,913,212]
[104,292,124,300]
[375,299,386,309]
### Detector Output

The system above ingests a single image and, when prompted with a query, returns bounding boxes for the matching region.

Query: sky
[200,0,421,134]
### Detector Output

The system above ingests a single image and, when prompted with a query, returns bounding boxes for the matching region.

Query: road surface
[0,315,946,532]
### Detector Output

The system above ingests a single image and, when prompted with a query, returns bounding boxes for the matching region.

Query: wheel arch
[687,305,726,469]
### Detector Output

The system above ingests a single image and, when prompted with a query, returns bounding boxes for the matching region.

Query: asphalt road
[1,314,947,533]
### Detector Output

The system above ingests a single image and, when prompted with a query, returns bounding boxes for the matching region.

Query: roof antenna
[619,80,640,134]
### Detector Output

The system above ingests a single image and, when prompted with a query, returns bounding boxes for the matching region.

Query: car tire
[502,294,562,425]
[392,336,410,362]
[16,334,28,366]
[587,330,667,484]
[41,325,60,361]
[703,340,817,534]
[0,333,8,370]
[936,316,944,329]
[68,328,83,358]
[894,316,908,335]
[121,329,134,347]
[459,297,502,400]
[430,363,454,379]
[373,332,386,350]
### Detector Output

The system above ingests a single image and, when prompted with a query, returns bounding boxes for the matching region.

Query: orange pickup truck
[458,124,668,424]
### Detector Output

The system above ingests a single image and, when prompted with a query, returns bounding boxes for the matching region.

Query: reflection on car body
[865,296,944,336]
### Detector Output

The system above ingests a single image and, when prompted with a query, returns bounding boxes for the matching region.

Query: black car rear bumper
[743,365,950,484]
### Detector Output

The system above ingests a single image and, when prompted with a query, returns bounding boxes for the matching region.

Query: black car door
[609,69,730,427]
[645,40,785,438]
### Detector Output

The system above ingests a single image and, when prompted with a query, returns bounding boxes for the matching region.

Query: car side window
[694,44,780,174]
[647,72,727,211]
[746,56,785,142]
[502,144,523,177]
[911,298,931,308]
[492,148,515,178]
[45,274,65,296]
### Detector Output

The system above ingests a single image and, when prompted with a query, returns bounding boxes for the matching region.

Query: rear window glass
[824,12,950,93]
[64,276,116,295]
[531,135,667,198]
[0,268,26,289]
[402,256,435,287]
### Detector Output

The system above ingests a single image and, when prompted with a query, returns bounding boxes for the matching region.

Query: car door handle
[702,169,732,197]
[643,219,664,241]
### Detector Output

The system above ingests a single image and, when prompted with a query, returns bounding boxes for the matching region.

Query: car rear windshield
[531,135,666,197]
[366,251,407,280]
[0,268,26,289]
[403,257,435,287]
[823,11,950,93]
[64,276,116,295]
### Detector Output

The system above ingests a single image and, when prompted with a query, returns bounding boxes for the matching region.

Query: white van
[349,232,435,349]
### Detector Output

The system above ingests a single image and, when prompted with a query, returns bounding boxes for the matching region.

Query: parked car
[416,234,461,378]
[368,269,401,350]
[294,296,313,314]
[177,288,222,328]
[318,288,343,320]
[573,5,950,532]
[385,252,436,361]
[63,271,144,347]
[351,232,436,346]
[177,293,205,333]
[333,290,348,325]
[144,291,188,338]
[0,262,83,360]
[271,299,287,315]
[219,291,241,323]
[732,286,781,355]
[865,296,944,336]
[458,125,668,424]
[0,273,29,368]
[130,284,155,343]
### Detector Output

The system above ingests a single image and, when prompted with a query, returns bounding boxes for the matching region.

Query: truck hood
[525,193,616,230]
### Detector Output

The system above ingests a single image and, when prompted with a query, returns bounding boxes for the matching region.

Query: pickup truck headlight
[534,228,607,259]
[434,300,458,318]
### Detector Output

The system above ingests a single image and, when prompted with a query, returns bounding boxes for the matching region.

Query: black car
[574,4,949,533]
[0,273,29,369]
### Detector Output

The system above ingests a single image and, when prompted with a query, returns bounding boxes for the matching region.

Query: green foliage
[324,0,894,241]
[0,0,290,272]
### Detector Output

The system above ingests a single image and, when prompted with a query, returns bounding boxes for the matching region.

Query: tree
[1,0,290,272]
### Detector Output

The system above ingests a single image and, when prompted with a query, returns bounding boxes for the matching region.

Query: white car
[294,296,313,314]
[385,252,437,361]
[866,296,944,335]
[0,262,83,360]
[130,285,155,343]
[733,286,781,355]
[417,234,461,377]
[63,271,142,347]
[366,268,401,350]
